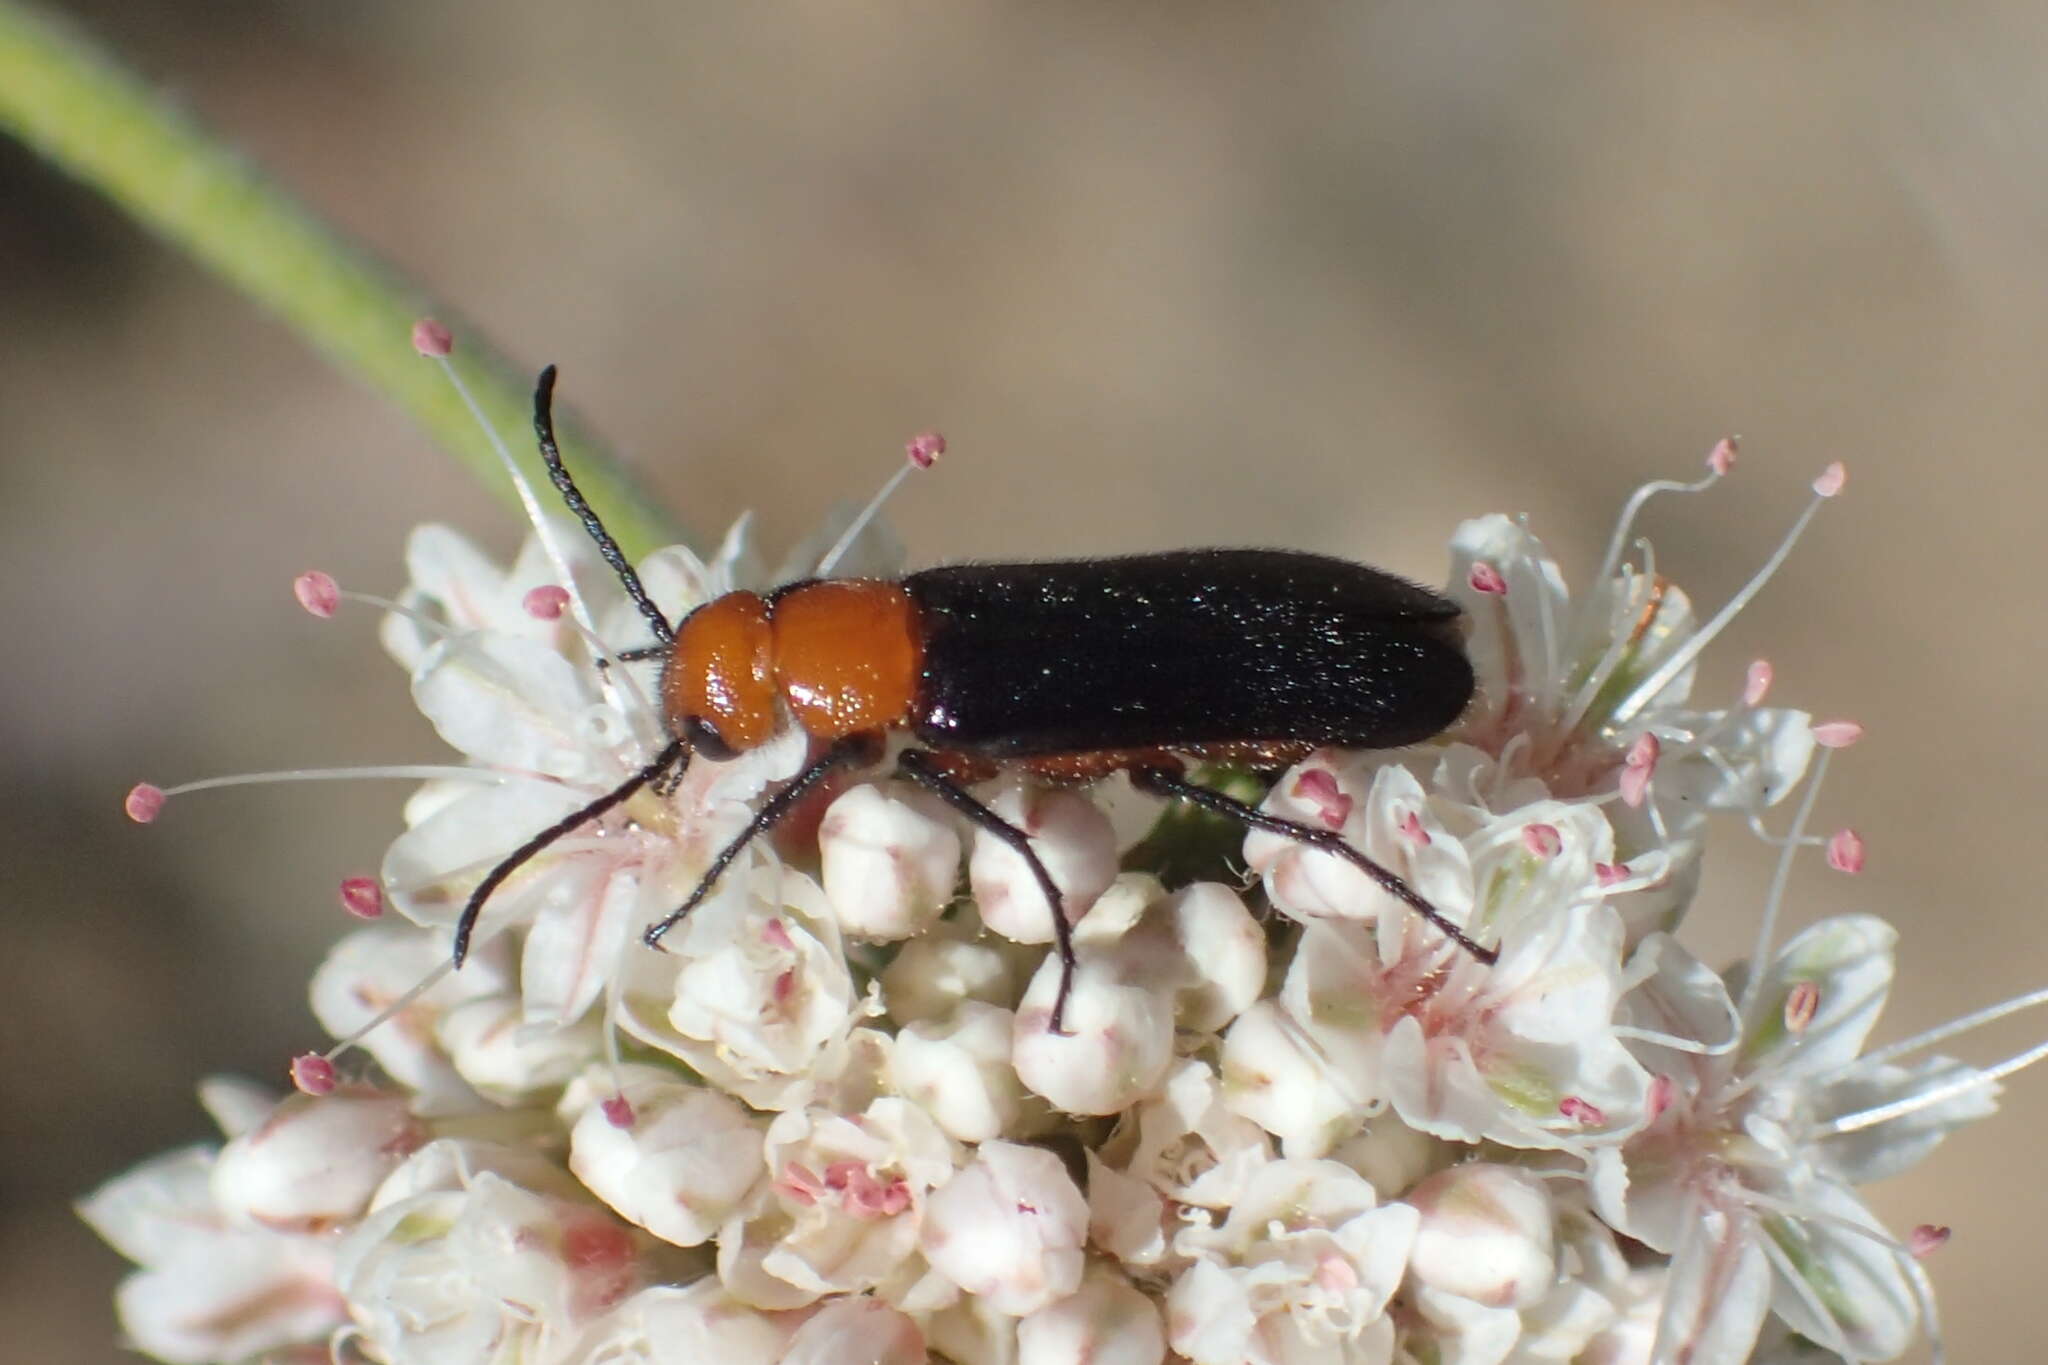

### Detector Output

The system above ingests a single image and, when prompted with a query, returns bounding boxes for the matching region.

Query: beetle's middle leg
[894,748,1080,1036]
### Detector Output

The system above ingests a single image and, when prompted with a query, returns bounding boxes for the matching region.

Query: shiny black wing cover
[904,549,1472,757]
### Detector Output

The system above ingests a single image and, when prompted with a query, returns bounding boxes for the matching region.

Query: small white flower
[969,782,1120,946]
[894,1000,1033,1142]
[879,906,1037,1026]
[1017,1263,1166,1365]
[1595,915,1993,1363]
[819,780,963,940]
[78,1136,344,1365]
[922,1141,1089,1316]
[338,1140,668,1365]
[577,1280,796,1365]
[1251,758,1650,1150]
[618,873,868,1111]
[777,1295,930,1365]
[210,1086,426,1233]
[720,1096,958,1301]
[1167,1158,1416,1365]
[1402,1163,1557,1309]
[438,991,606,1101]
[562,1065,766,1248]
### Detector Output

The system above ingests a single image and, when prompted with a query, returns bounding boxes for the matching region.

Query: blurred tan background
[5,2,2046,1360]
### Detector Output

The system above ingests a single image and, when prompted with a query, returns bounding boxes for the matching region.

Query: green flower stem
[0,0,684,558]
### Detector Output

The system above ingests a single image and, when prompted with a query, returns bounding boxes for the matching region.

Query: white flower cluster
[86,450,2028,1365]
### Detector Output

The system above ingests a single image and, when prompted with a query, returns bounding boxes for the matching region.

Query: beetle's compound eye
[680,714,739,762]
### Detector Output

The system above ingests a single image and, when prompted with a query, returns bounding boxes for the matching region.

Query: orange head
[663,581,923,757]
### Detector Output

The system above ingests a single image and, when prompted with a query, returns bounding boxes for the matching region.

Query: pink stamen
[1468,561,1508,595]
[905,431,946,469]
[523,585,571,620]
[1743,659,1773,707]
[124,783,166,824]
[762,918,796,951]
[1522,823,1562,858]
[1909,1224,1952,1259]
[773,969,798,1006]
[293,570,340,619]
[601,1094,636,1129]
[410,318,454,358]
[1559,1095,1606,1126]
[1784,980,1822,1033]
[1706,436,1739,477]
[1292,768,1353,829]
[1646,1074,1674,1123]
[1620,732,1660,808]
[1826,828,1866,875]
[1398,811,1431,847]
[1811,461,1847,498]
[290,1053,337,1096]
[1595,861,1630,887]
[338,877,384,920]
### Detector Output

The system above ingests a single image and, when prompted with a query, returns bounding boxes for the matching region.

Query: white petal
[412,630,613,781]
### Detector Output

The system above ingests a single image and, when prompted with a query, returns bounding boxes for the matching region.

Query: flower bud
[585,1282,794,1365]
[438,994,602,1102]
[820,782,962,940]
[1329,1117,1447,1200]
[1130,882,1265,1032]
[894,1001,1029,1142]
[210,1089,425,1232]
[779,1296,927,1365]
[1217,1000,1361,1155]
[1017,1263,1165,1365]
[922,1141,1088,1316]
[563,1067,765,1246]
[970,784,1118,945]
[1013,952,1175,1116]
[1404,1163,1556,1308]
[880,915,1032,1025]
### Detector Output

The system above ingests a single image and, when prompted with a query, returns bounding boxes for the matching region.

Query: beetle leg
[453,737,688,967]
[1127,765,1499,966]
[895,748,1079,1037]
[641,734,873,949]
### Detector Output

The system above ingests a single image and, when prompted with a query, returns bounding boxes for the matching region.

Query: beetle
[452,366,1496,1032]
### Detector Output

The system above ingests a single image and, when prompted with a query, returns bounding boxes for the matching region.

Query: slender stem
[0,0,687,559]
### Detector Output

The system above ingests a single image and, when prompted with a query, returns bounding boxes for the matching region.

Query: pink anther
[1559,1095,1606,1126]
[1706,436,1739,476]
[1812,719,1864,749]
[1783,980,1821,1032]
[291,1053,337,1096]
[1811,461,1847,498]
[762,918,796,951]
[1909,1224,1951,1259]
[1646,1074,1674,1124]
[1826,828,1866,875]
[293,570,340,619]
[1522,823,1562,858]
[124,783,166,824]
[601,1095,637,1129]
[905,431,946,469]
[1595,861,1630,888]
[1468,561,1508,595]
[410,318,454,358]
[1743,659,1773,707]
[1292,768,1353,829]
[1398,811,1432,847]
[339,877,385,919]
[1620,732,1660,808]
[523,585,571,620]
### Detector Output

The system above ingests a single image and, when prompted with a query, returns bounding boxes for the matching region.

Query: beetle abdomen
[905,549,1473,759]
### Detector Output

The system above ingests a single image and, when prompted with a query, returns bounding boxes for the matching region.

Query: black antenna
[533,365,675,644]
[453,738,687,965]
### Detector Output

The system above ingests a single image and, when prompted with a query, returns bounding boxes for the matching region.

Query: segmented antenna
[533,366,675,643]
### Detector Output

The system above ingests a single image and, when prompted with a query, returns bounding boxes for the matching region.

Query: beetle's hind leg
[1126,764,1498,966]
[895,749,1080,1036]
